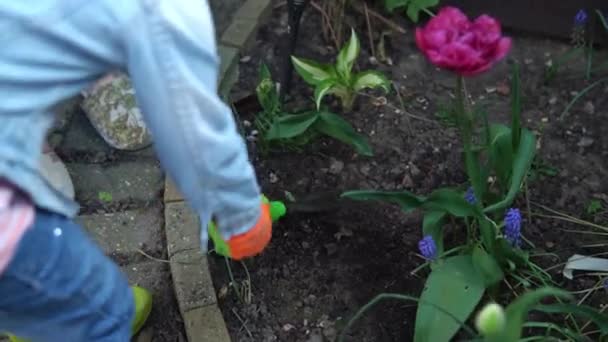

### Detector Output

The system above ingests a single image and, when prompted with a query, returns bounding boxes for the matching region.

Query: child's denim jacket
[0,0,261,250]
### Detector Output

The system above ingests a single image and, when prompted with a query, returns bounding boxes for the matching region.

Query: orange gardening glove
[227,203,272,260]
[208,203,273,260]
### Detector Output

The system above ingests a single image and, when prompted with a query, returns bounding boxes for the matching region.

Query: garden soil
[209,3,608,341]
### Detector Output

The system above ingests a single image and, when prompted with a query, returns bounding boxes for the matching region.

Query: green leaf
[478,216,497,253]
[415,255,486,342]
[472,246,504,287]
[314,79,337,110]
[291,56,334,86]
[314,112,373,156]
[423,211,446,255]
[425,189,480,218]
[336,29,360,79]
[500,287,572,341]
[341,190,425,212]
[511,63,522,151]
[352,70,391,93]
[494,238,529,268]
[488,124,514,188]
[535,303,608,334]
[406,0,439,22]
[98,191,113,202]
[266,112,319,140]
[485,129,536,214]
[385,0,410,12]
[256,63,279,112]
[465,148,485,205]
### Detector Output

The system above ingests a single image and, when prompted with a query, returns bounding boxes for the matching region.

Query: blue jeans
[0,209,134,341]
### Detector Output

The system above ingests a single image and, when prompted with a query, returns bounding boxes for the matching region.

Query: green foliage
[586,199,603,215]
[343,64,543,340]
[292,29,390,111]
[415,255,486,342]
[384,0,439,22]
[494,288,571,341]
[98,191,113,202]
[254,63,372,156]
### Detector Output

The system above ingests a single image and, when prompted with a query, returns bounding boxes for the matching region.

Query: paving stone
[233,0,272,21]
[165,202,200,257]
[76,205,164,257]
[67,161,163,205]
[221,18,260,50]
[209,0,246,35]
[183,305,231,342]
[122,262,180,338]
[57,111,113,156]
[219,45,240,100]
[218,44,239,84]
[164,177,185,203]
[170,250,217,312]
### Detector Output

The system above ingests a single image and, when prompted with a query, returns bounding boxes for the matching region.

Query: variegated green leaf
[314,79,337,110]
[353,71,391,93]
[291,56,334,86]
[337,29,360,79]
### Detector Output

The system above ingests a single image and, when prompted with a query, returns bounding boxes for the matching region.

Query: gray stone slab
[221,17,260,50]
[165,202,200,257]
[170,249,217,313]
[209,0,246,35]
[218,44,239,84]
[67,161,163,205]
[183,305,231,342]
[76,205,164,257]
[233,0,272,21]
[164,178,185,203]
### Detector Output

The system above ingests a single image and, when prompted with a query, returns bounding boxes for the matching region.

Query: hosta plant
[291,29,390,111]
[254,64,372,156]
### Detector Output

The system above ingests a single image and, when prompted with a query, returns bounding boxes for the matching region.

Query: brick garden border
[163,0,272,340]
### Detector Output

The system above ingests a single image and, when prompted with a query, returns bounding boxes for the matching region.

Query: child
[0,0,272,341]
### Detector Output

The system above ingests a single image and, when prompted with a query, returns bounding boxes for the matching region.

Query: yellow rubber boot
[7,286,152,342]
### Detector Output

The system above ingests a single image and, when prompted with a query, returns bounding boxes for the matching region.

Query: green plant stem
[560,77,608,119]
[342,91,356,112]
[585,38,594,80]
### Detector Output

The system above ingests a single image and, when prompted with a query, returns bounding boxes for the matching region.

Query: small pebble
[282,323,296,332]
[583,101,595,114]
[269,172,279,183]
[578,137,594,147]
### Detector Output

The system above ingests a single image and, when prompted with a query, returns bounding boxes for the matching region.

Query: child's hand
[225,203,272,260]
[208,202,273,260]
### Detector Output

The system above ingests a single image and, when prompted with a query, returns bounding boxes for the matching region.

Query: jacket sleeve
[122,0,262,249]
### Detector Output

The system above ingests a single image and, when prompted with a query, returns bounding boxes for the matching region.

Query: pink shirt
[0,181,35,274]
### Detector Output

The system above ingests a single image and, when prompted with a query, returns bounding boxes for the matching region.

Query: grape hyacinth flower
[418,235,437,260]
[504,208,522,247]
[465,187,477,204]
[572,9,588,47]
[574,9,588,26]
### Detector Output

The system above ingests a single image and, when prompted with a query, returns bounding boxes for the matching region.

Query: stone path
[1,0,272,341]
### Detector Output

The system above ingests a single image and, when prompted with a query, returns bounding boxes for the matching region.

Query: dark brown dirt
[210,3,608,342]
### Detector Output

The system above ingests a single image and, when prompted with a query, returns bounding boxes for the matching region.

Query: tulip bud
[475,303,506,337]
